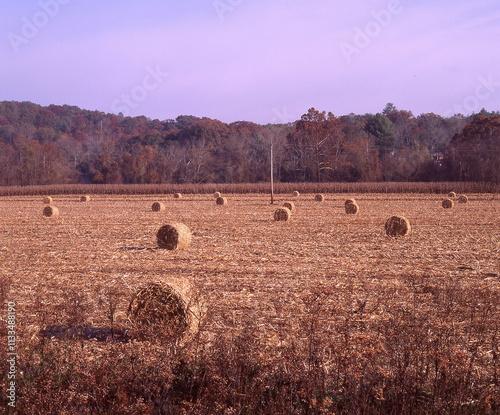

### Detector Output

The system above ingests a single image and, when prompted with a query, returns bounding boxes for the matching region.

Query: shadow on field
[118,247,156,251]
[41,325,130,342]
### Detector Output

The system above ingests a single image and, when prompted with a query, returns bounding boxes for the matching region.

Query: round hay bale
[458,194,469,204]
[43,205,59,217]
[345,198,356,206]
[442,198,454,209]
[80,195,91,202]
[151,202,165,212]
[274,207,291,221]
[292,191,300,197]
[42,196,53,204]
[282,201,296,212]
[314,194,325,202]
[385,216,411,237]
[157,223,192,250]
[447,191,457,198]
[214,191,222,198]
[173,193,182,199]
[345,202,359,215]
[128,282,191,341]
[216,196,227,205]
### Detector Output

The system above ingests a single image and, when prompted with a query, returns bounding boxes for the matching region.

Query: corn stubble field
[1,191,499,414]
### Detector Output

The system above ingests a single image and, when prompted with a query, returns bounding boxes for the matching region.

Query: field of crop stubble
[1,192,499,414]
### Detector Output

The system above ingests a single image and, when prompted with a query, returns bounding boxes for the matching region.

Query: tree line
[0,101,498,186]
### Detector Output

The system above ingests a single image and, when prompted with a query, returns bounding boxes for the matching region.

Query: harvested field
[0,192,499,414]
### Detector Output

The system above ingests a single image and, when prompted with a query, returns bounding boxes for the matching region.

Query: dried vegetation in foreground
[0,192,499,414]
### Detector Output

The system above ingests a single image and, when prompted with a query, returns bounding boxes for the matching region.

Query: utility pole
[270,142,274,204]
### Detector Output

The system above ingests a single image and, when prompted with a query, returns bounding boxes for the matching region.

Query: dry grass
[1,192,499,414]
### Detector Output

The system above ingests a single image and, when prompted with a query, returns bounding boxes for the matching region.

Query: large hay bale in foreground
[385,216,411,237]
[447,191,457,198]
[128,282,192,341]
[151,202,165,212]
[282,201,296,212]
[80,195,91,202]
[157,223,192,250]
[216,196,227,205]
[214,191,222,198]
[314,194,325,202]
[292,191,300,197]
[43,205,59,217]
[442,198,454,209]
[345,198,356,207]
[345,202,359,215]
[274,207,291,221]
[173,193,182,199]
[458,194,469,204]
[42,196,53,204]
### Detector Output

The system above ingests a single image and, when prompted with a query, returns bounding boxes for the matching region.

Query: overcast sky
[1,0,499,124]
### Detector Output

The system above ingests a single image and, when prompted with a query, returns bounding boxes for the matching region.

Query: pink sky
[1,0,499,123]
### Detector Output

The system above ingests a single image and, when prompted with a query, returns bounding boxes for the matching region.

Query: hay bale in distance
[442,198,454,209]
[345,198,356,207]
[173,193,182,199]
[152,202,165,212]
[43,205,59,217]
[315,194,325,202]
[157,223,192,250]
[216,196,227,205]
[42,196,53,204]
[458,195,469,204]
[80,195,91,202]
[282,201,296,212]
[345,202,359,215]
[274,207,291,221]
[214,191,222,198]
[128,282,191,341]
[448,191,457,198]
[385,216,411,237]
[292,191,300,197]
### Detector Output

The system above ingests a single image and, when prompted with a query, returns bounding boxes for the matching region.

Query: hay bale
[151,202,165,212]
[42,196,53,204]
[274,207,291,221]
[43,205,59,217]
[442,198,454,209]
[292,191,300,197]
[314,194,325,202]
[173,193,182,199]
[282,201,296,212]
[216,196,227,205]
[214,191,222,198]
[80,195,91,202]
[127,282,192,341]
[385,216,411,237]
[458,194,469,204]
[447,191,457,198]
[345,198,356,206]
[345,202,359,215]
[157,223,192,250]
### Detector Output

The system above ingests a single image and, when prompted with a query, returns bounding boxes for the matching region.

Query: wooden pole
[270,142,274,204]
